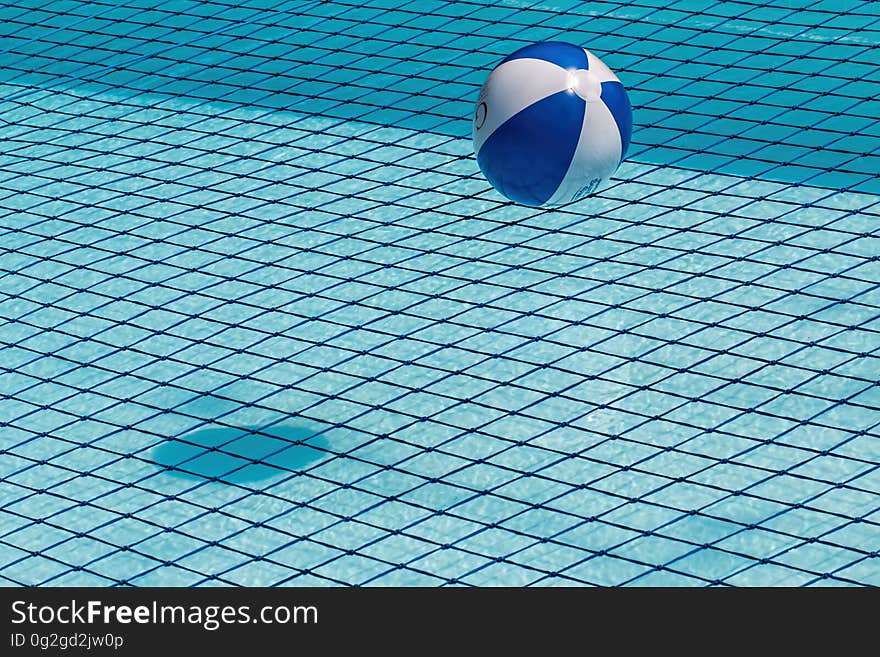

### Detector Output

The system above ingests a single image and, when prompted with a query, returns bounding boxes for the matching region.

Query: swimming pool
[1,0,878,586]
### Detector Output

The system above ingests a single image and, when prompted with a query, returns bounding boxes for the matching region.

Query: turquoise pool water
[1,0,878,586]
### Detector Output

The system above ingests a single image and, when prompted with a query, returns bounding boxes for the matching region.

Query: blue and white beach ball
[473,42,632,207]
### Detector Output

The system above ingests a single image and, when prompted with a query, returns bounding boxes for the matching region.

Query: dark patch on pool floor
[152,425,330,484]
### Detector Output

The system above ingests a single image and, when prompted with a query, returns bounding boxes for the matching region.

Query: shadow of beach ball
[152,425,329,484]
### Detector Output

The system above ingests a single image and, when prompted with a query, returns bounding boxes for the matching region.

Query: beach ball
[472,42,632,207]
